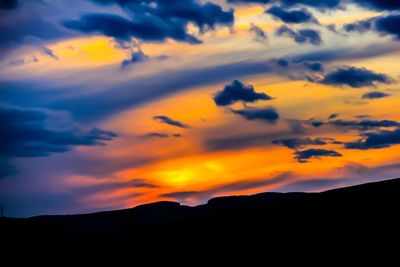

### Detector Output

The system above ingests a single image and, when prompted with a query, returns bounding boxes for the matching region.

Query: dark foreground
[1,178,400,242]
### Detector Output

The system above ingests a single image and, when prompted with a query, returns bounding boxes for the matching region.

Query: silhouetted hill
[1,178,400,242]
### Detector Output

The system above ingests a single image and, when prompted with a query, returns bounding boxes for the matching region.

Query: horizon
[1,0,400,217]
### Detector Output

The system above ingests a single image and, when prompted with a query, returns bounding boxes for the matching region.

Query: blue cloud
[352,0,400,11]
[344,14,400,40]
[231,106,279,123]
[153,115,191,129]
[0,104,117,159]
[71,0,234,43]
[228,0,341,10]
[266,6,319,24]
[121,50,150,68]
[0,0,18,9]
[321,66,392,88]
[144,132,182,138]
[249,23,268,42]
[272,138,327,149]
[276,25,322,45]
[362,91,390,99]
[295,148,342,163]
[213,80,273,106]
[345,128,400,150]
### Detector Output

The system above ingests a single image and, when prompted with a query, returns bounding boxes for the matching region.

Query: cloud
[321,66,392,88]
[121,50,150,68]
[67,0,234,44]
[266,6,319,24]
[7,43,396,124]
[351,0,400,11]
[231,106,279,123]
[41,47,59,60]
[228,0,399,11]
[301,61,324,72]
[153,115,191,129]
[213,80,273,106]
[345,128,400,150]
[274,58,324,73]
[228,0,342,10]
[276,25,322,45]
[0,1,73,57]
[294,148,342,163]
[249,23,268,42]
[307,117,400,130]
[0,104,117,176]
[292,43,400,63]
[272,137,327,150]
[362,91,390,99]
[344,14,400,41]
[331,119,400,129]
[0,0,18,9]
[144,132,182,138]
[328,113,339,120]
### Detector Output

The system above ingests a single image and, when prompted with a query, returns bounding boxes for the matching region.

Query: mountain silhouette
[1,178,399,242]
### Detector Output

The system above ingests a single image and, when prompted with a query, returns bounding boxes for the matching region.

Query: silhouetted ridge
[1,178,399,242]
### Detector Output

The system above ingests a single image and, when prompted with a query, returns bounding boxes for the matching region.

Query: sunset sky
[1,0,400,217]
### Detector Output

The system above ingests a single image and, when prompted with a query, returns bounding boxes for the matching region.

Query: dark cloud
[277,58,290,67]
[62,13,199,44]
[294,148,342,163]
[351,0,400,11]
[345,128,400,150]
[227,0,273,4]
[332,119,400,129]
[308,117,400,130]
[276,25,322,45]
[144,132,182,138]
[0,104,117,160]
[302,60,324,72]
[213,80,272,106]
[41,47,59,60]
[228,0,341,10]
[249,23,268,42]
[0,2,73,57]
[153,115,191,129]
[121,50,149,68]
[321,66,392,88]
[231,106,279,123]
[362,91,390,99]
[67,0,234,44]
[6,43,396,124]
[275,58,324,72]
[266,6,319,24]
[344,14,400,41]
[228,0,399,11]
[292,43,400,63]
[326,23,339,34]
[272,137,327,149]
[328,113,339,120]
[0,0,18,9]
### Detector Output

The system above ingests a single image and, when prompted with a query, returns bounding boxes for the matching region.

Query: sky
[1,0,400,217]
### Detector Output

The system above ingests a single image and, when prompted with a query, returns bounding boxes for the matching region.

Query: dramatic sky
[1,0,400,217]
